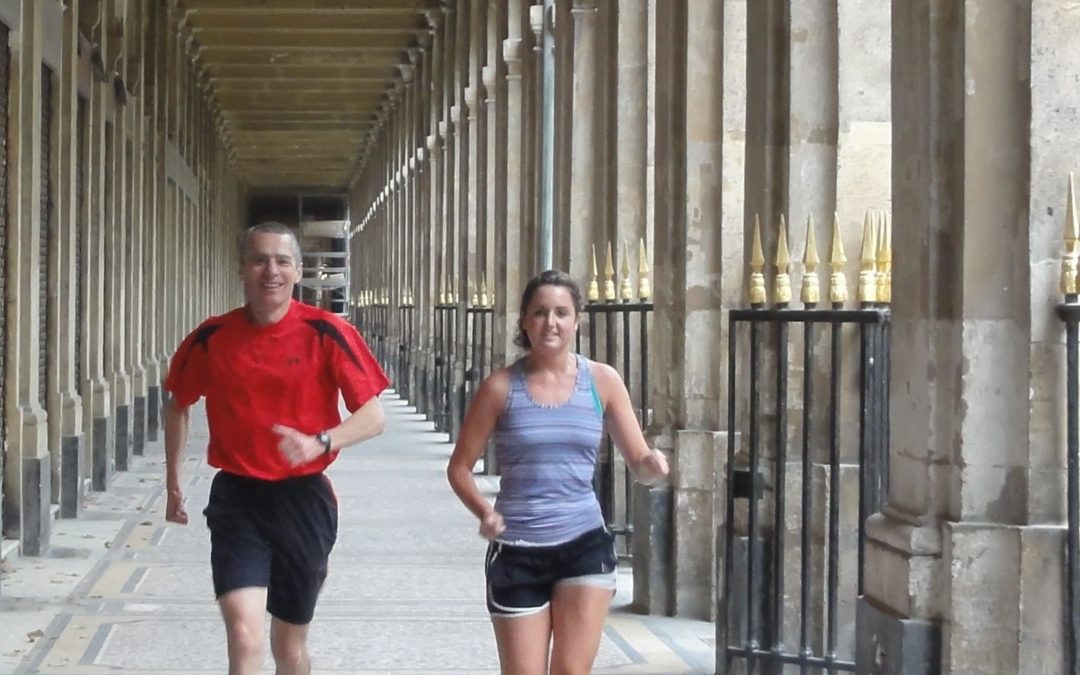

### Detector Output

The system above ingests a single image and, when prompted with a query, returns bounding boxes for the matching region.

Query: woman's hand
[479,509,506,540]
[636,448,670,486]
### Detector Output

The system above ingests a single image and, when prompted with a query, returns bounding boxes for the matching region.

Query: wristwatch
[315,431,333,455]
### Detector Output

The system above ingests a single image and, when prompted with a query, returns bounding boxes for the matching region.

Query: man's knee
[271,640,309,670]
[225,622,263,664]
[270,619,310,670]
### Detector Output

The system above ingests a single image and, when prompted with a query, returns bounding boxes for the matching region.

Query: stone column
[500,0,528,365]
[146,1,169,442]
[467,0,486,292]
[127,0,148,459]
[711,0,749,641]
[858,4,1063,673]
[559,0,601,280]
[423,9,445,420]
[450,0,471,442]
[3,0,50,553]
[86,0,115,494]
[669,0,721,622]
[54,0,85,518]
[619,0,666,615]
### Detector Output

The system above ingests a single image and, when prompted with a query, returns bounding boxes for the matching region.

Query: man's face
[239,232,301,310]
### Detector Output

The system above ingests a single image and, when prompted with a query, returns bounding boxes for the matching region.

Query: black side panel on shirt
[177,322,224,375]
[303,318,362,369]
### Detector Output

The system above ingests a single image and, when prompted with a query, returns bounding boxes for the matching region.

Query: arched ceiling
[178,0,438,191]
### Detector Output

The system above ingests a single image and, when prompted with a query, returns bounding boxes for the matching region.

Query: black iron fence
[398,303,415,401]
[719,304,890,674]
[576,299,653,559]
[432,303,457,433]
[1058,299,1080,675]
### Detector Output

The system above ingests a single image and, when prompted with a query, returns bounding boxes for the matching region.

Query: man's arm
[273,396,386,466]
[164,397,191,524]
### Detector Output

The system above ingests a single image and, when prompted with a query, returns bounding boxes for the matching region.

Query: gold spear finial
[876,211,892,304]
[858,210,878,304]
[1062,173,1079,296]
[801,213,821,305]
[637,238,652,301]
[749,214,767,305]
[470,278,479,307]
[439,275,446,305]
[603,242,617,301]
[829,212,848,305]
[774,214,792,305]
[587,244,600,301]
[480,275,490,308]
[620,241,633,301]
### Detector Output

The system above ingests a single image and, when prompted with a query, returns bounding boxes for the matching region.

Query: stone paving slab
[1,394,714,674]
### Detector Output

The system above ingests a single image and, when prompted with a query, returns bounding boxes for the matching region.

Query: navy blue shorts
[485,527,617,617]
[203,471,338,625]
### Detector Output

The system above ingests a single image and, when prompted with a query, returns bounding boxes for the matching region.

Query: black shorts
[203,471,338,625]
[485,527,617,617]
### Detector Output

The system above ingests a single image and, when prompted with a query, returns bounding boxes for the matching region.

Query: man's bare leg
[218,587,268,675]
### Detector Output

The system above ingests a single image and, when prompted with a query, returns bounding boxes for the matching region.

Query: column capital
[571,0,600,11]
[529,4,544,37]
[481,65,497,93]
[503,38,524,78]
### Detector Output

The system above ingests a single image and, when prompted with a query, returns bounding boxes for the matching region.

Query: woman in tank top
[448,269,669,675]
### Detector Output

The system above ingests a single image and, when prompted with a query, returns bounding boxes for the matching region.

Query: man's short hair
[238,222,303,267]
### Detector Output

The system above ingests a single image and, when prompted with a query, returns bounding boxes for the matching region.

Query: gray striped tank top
[492,354,605,545]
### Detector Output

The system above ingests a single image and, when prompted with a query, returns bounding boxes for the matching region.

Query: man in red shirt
[163,221,388,675]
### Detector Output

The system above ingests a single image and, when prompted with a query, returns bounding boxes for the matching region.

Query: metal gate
[719,216,891,674]
[1058,175,1079,675]
[575,292,653,559]
[432,300,456,434]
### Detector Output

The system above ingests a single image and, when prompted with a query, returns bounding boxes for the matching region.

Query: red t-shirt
[164,300,390,480]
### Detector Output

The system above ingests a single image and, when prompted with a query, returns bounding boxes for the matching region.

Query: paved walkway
[0,394,714,674]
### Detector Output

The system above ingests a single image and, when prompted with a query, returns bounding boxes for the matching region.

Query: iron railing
[398,304,415,401]
[432,303,457,433]
[1059,299,1080,675]
[720,305,890,674]
[576,299,653,559]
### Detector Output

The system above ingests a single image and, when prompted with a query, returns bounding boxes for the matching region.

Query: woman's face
[522,284,578,353]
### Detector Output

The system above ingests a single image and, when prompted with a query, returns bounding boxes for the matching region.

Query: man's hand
[273,425,325,466]
[479,509,506,540]
[165,486,189,525]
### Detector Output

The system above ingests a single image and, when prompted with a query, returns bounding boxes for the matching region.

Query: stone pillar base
[133,396,146,456]
[92,415,113,491]
[856,597,940,674]
[416,365,429,415]
[146,384,160,442]
[21,454,51,556]
[115,404,131,472]
[632,483,672,615]
[60,434,84,518]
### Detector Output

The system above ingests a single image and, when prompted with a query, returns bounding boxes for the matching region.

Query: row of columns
[348,2,1080,672]
[1,0,242,574]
